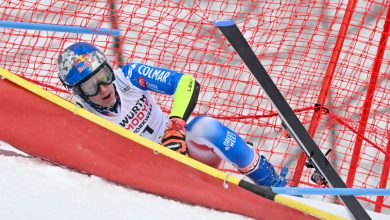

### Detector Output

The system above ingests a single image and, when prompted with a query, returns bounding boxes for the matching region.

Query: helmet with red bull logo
[57,42,113,99]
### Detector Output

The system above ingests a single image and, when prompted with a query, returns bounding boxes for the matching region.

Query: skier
[57,42,288,187]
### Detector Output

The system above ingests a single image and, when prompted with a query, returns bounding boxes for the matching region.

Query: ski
[213,20,370,220]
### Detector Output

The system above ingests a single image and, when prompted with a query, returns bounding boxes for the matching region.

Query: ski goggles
[78,63,115,97]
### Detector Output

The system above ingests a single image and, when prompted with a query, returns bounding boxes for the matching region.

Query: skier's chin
[99,92,116,107]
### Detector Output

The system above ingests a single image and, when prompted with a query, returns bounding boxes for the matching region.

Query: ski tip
[212,19,235,27]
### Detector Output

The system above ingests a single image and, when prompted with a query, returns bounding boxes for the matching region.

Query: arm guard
[169,74,200,121]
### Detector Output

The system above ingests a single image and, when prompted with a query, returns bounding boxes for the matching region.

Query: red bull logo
[73,53,95,73]
[73,54,88,66]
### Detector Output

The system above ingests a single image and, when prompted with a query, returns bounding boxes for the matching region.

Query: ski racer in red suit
[57,42,288,187]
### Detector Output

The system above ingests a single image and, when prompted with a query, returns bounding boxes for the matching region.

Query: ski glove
[161,117,189,156]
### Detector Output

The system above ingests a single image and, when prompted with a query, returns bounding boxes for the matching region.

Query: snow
[1,139,390,220]
[0,141,250,220]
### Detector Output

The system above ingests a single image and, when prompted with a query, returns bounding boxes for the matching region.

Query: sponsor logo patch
[73,53,94,73]
[223,131,237,151]
[138,77,147,88]
[73,54,87,66]
[119,95,152,134]
[122,86,134,95]
[137,64,171,83]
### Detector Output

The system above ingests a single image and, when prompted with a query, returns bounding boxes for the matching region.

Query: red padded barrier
[0,79,316,219]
